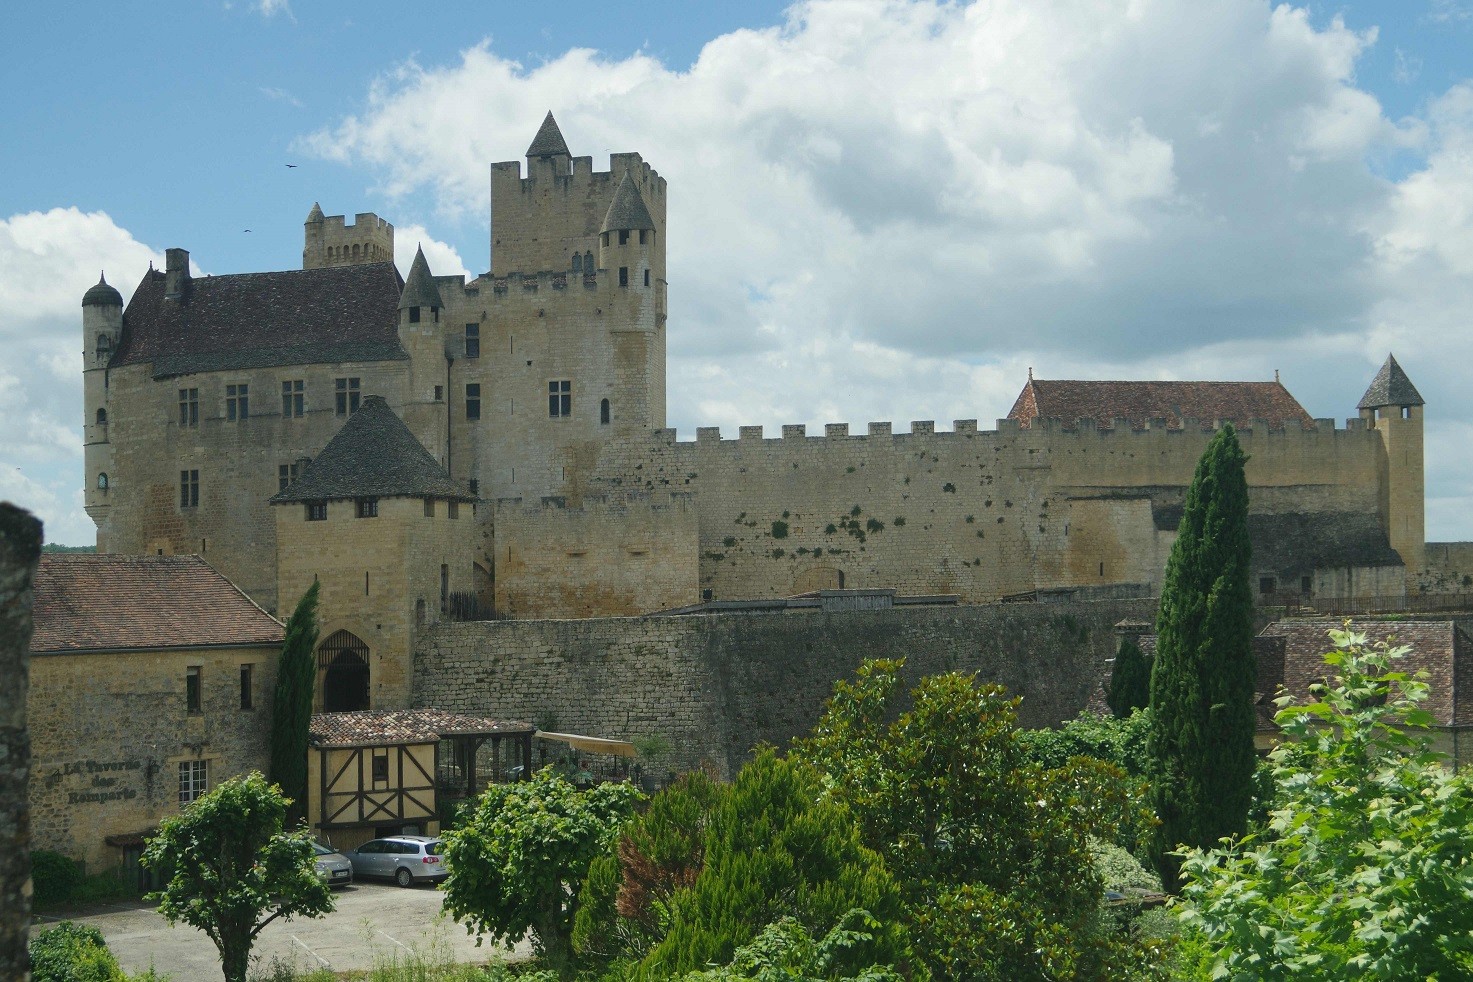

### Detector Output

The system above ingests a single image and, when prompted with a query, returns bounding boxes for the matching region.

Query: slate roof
[82,272,123,307]
[30,555,284,653]
[1358,354,1424,409]
[1248,512,1405,574]
[111,262,406,378]
[1260,619,1473,726]
[306,201,325,222]
[310,709,535,748]
[270,395,474,503]
[601,171,656,233]
[1008,378,1313,430]
[398,246,444,310]
[526,111,571,157]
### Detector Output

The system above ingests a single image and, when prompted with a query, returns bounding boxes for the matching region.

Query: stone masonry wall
[586,417,1389,605]
[413,598,1156,779]
[28,643,278,870]
[1,504,41,982]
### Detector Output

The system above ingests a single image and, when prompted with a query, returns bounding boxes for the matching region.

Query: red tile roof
[1008,378,1313,430]
[309,710,536,748]
[31,555,283,653]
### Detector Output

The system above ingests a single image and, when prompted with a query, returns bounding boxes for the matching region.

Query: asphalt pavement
[31,880,532,978]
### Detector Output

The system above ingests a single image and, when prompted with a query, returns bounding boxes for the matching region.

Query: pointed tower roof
[526,111,571,157]
[306,201,325,223]
[82,271,123,307]
[270,396,473,503]
[1358,354,1424,409]
[601,171,656,233]
[397,245,444,310]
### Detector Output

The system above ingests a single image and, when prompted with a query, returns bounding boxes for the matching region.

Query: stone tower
[1358,353,1425,582]
[82,272,123,548]
[303,203,395,269]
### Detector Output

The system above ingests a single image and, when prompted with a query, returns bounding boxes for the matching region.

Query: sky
[2,0,1471,546]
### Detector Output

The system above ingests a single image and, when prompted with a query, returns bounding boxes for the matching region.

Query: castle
[81,113,1449,713]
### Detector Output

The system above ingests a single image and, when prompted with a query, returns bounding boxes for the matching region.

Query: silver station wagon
[343,835,448,887]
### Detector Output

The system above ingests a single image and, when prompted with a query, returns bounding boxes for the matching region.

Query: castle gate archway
[318,630,370,712]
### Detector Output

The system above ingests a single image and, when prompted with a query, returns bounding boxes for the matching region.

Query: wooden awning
[535,731,637,757]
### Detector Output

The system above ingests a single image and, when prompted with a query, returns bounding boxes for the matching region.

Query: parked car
[310,841,354,888]
[343,835,448,887]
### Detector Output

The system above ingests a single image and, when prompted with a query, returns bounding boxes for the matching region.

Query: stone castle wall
[493,492,699,618]
[581,416,1390,605]
[412,597,1156,779]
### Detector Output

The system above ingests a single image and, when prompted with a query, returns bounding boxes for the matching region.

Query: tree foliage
[441,767,643,964]
[633,749,905,979]
[141,772,333,982]
[1108,635,1152,718]
[28,922,125,982]
[1147,423,1256,892]
[1178,628,1473,980]
[795,659,1155,981]
[675,911,906,982]
[269,581,319,826]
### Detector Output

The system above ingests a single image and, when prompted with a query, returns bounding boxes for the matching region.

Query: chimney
[165,248,190,300]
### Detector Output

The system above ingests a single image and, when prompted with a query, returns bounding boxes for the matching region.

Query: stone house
[27,555,283,875]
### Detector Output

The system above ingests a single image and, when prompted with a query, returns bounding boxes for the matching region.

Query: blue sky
[3,0,1472,545]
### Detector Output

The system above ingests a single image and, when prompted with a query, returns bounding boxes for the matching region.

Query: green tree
[141,772,333,982]
[635,749,906,979]
[269,581,319,826]
[1178,628,1473,979]
[796,659,1154,981]
[1108,635,1151,718]
[1147,423,1256,892]
[441,767,643,964]
[676,911,906,982]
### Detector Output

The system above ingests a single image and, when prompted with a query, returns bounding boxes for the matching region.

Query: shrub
[31,850,85,908]
[29,922,125,982]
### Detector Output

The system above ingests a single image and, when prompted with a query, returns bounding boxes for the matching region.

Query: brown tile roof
[309,710,536,749]
[1133,633,1292,732]
[31,555,283,653]
[111,262,406,378]
[1007,378,1313,430]
[1259,619,1472,727]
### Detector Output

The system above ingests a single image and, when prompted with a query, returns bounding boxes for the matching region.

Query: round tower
[82,273,123,546]
[597,170,656,291]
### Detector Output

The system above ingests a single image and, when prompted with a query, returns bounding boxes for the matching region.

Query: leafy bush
[31,850,86,908]
[28,921,125,982]
[1178,628,1473,979]
[675,911,905,981]
[1017,708,1152,777]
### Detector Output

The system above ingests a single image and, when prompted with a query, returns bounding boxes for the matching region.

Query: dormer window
[618,230,629,245]
[409,306,421,323]
[305,501,327,522]
[356,497,378,519]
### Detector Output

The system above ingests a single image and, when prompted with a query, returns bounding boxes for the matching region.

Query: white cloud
[0,208,161,544]
[260,86,303,108]
[254,0,294,21]
[393,225,471,280]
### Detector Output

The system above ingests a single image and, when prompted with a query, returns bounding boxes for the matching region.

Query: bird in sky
[285,164,297,168]
[243,229,252,233]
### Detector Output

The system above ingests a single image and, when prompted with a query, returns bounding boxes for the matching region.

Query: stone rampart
[412,597,1156,779]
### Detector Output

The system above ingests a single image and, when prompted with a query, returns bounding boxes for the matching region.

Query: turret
[302,204,394,269]
[398,245,443,324]
[1358,354,1425,581]
[598,171,656,292]
[82,272,123,544]
[526,111,572,179]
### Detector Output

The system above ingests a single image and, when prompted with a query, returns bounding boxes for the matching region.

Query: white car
[310,841,354,888]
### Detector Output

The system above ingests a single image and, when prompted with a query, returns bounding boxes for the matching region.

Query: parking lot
[32,881,532,978]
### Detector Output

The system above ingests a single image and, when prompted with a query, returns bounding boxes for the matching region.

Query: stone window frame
[548,380,572,418]
[335,377,361,416]
[185,665,202,714]
[278,462,299,493]
[178,759,208,805]
[226,383,250,421]
[466,383,481,420]
[356,497,379,519]
[178,387,199,428]
[619,266,629,287]
[282,379,305,418]
[448,501,459,520]
[600,399,611,425]
[179,469,199,509]
[305,501,327,522]
[423,497,436,518]
[465,323,480,359]
[239,664,254,711]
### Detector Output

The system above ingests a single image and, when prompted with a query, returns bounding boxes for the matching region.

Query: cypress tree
[270,582,320,826]
[1147,424,1256,893]
[1107,635,1151,718]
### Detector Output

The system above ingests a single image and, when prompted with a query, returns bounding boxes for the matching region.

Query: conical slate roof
[271,396,473,503]
[526,111,571,157]
[82,272,123,307]
[1358,354,1424,409]
[306,201,325,223]
[600,171,656,233]
[398,246,444,310]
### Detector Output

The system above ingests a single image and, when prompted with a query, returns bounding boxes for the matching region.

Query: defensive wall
[571,414,1395,606]
[412,596,1157,779]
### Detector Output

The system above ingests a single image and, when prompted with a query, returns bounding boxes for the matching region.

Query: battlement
[303,208,394,269]
[490,153,664,193]
[445,265,663,301]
